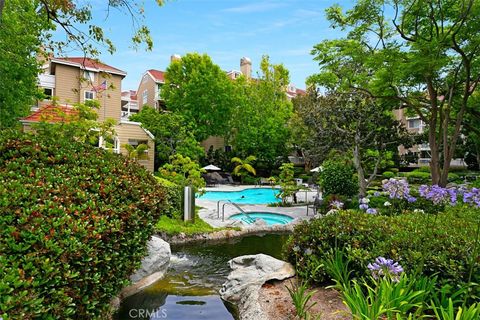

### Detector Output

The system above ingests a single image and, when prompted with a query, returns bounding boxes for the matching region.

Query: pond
[114,233,289,320]
[197,188,281,204]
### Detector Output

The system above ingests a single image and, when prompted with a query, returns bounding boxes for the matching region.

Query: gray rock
[220,254,295,320]
[129,236,171,283]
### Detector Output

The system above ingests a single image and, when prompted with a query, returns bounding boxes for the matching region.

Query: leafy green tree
[158,154,206,193]
[130,106,204,169]
[230,55,293,166]
[231,155,257,183]
[0,0,164,129]
[295,91,410,197]
[310,0,480,186]
[0,0,48,128]
[275,162,302,205]
[162,53,237,141]
[123,143,149,161]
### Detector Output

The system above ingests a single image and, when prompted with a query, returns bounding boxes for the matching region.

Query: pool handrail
[224,200,256,224]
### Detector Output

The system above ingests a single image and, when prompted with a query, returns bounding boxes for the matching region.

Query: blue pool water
[229,212,294,225]
[198,188,280,204]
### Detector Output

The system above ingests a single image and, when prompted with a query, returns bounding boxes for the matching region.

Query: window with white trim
[408,119,421,129]
[142,89,148,104]
[85,91,95,100]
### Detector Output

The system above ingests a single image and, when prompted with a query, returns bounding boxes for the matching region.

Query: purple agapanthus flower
[368,256,404,281]
[382,178,411,200]
[419,185,457,205]
[366,208,377,214]
[463,188,480,208]
[330,200,344,210]
[359,203,369,210]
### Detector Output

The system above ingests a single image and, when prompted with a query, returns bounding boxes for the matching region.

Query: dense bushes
[285,208,479,294]
[155,177,182,219]
[319,160,358,197]
[0,131,166,319]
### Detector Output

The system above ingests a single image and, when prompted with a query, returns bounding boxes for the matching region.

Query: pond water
[197,188,281,204]
[115,233,289,320]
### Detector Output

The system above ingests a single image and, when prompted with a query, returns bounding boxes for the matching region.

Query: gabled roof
[122,90,137,101]
[20,105,78,123]
[147,69,165,83]
[52,57,127,77]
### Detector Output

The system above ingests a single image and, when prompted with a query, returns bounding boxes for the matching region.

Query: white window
[83,71,95,82]
[142,89,148,104]
[408,119,421,129]
[99,135,120,154]
[85,91,95,100]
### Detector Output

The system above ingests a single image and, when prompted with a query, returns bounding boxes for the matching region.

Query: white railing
[38,74,55,88]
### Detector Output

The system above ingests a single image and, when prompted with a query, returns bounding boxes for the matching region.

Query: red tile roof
[53,57,126,76]
[148,69,165,83]
[296,88,306,95]
[21,105,79,123]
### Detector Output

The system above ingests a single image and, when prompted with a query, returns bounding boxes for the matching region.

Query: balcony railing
[38,74,55,88]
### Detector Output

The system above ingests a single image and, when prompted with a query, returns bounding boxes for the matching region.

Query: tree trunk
[353,138,366,198]
[0,0,4,19]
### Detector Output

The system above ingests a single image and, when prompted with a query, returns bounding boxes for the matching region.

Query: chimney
[171,54,181,63]
[240,57,252,79]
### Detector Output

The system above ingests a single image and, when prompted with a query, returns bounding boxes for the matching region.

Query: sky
[69,0,354,92]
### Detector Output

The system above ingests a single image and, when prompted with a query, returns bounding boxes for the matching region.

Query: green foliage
[231,155,257,183]
[230,55,293,165]
[155,177,182,219]
[285,207,480,300]
[123,143,149,161]
[275,162,302,205]
[0,0,48,128]
[130,106,203,168]
[155,212,217,236]
[341,275,431,319]
[0,130,165,319]
[406,170,431,183]
[158,154,206,193]
[320,160,358,197]
[382,171,396,179]
[431,299,480,320]
[285,281,319,320]
[162,53,237,141]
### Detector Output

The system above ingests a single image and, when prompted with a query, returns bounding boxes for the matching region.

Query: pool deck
[197,185,320,228]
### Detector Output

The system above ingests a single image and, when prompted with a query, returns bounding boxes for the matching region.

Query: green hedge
[406,170,431,183]
[285,207,479,293]
[382,171,396,179]
[0,131,166,319]
[320,160,358,197]
[155,177,182,219]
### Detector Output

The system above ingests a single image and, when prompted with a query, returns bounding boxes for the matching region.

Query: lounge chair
[307,196,323,216]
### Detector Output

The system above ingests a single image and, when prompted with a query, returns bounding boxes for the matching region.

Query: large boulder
[121,236,171,298]
[220,254,295,320]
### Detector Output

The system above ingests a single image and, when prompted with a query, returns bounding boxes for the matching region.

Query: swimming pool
[198,188,280,204]
[229,212,294,225]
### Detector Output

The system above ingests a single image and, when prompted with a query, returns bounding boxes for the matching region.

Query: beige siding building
[137,69,166,111]
[27,57,156,172]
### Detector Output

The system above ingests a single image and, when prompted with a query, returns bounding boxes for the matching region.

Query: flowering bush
[463,188,480,208]
[419,184,457,206]
[285,207,479,293]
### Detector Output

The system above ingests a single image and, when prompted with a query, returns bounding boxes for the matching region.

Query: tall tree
[230,55,293,166]
[0,0,48,128]
[162,53,237,142]
[130,106,204,169]
[310,0,480,186]
[0,0,164,128]
[295,90,411,197]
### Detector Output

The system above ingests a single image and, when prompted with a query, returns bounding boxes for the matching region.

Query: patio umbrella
[202,164,222,171]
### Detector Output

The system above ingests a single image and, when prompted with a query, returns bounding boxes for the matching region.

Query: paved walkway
[196,185,320,228]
